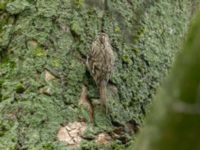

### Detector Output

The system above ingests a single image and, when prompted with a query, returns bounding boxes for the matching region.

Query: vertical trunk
[132,10,200,150]
[0,0,196,149]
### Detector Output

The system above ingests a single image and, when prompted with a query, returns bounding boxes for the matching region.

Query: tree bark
[0,0,195,149]
[132,9,200,150]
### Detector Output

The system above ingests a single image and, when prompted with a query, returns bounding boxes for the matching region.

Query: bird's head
[98,33,109,44]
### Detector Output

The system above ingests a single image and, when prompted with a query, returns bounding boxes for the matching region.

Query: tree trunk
[0,0,195,149]
[132,9,200,150]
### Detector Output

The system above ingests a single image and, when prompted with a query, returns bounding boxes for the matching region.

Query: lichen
[6,0,30,15]
[0,0,194,149]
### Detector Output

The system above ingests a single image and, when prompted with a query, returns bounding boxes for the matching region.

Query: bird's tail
[99,80,107,109]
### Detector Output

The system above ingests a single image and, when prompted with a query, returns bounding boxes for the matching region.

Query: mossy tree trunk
[132,9,200,150]
[0,0,196,149]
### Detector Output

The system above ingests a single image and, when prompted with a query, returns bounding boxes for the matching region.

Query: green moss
[0,3,6,10]
[50,59,61,67]
[108,142,125,150]
[33,47,46,57]
[73,0,85,8]
[6,0,30,15]
[71,20,84,35]
[133,10,200,150]
[122,54,132,65]
[0,24,13,49]
[0,0,13,10]
[15,83,25,93]
[0,13,12,35]
[64,58,85,104]
[0,0,194,149]
[114,26,121,33]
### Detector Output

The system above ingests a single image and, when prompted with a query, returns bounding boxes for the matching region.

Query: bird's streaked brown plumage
[87,33,115,109]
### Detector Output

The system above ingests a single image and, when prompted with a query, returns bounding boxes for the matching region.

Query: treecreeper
[87,33,115,112]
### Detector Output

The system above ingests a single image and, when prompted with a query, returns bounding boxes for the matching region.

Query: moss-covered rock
[0,0,195,149]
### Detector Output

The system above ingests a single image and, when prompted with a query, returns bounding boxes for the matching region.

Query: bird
[86,33,115,111]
